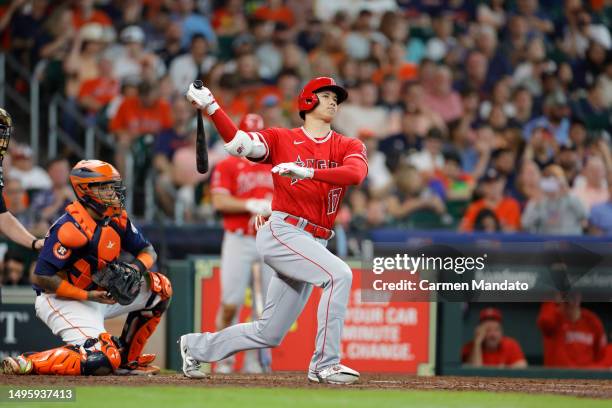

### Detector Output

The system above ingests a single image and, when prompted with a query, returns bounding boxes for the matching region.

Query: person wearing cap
[64,23,110,99]
[460,168,521,232]
[523,90,571,145]
[111,25,166,81]
[9,145,52,191]
[538,294,608,368]
[462,307,527,368]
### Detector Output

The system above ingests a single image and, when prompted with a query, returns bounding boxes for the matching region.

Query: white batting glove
[271,162,314,180]
[185,83,219,115]
[245,199,272,216]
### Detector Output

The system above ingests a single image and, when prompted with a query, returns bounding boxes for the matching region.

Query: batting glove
[271,162,314,180]
[245,199,272,216]
[186,83,219,115]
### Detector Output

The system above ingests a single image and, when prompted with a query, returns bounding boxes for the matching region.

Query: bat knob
[193,80,204,89]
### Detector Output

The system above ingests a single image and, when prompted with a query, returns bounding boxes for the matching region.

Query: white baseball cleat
[308,364,360,384]
[179,335,208,379]
[2,356,33,375]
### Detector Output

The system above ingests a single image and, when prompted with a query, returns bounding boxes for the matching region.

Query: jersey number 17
[327,188,342,215]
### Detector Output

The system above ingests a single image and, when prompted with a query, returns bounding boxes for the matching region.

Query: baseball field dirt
[2,372,611,398]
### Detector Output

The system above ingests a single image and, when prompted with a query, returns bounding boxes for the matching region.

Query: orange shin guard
[121,272,172,365]
[25,333,121,376]
[26,346,82,375]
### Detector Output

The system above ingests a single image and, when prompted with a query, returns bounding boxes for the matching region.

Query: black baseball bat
[193,80,209,174]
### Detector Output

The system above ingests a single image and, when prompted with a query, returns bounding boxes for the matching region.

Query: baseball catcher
[1,160,172,376]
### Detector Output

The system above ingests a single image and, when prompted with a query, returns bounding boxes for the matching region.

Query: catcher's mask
[0,108,13,157]
[298,77,348,120]
[70,160,126,217]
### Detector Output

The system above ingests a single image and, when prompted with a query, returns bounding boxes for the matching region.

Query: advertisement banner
[197,260,435,374]
[0,303,63,359]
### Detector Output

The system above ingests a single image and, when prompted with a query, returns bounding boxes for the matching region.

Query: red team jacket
[537,302,608,368]
[211,156,273,234]
[249,127,368,229]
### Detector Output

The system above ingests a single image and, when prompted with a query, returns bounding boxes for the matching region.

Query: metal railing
[0,53,155,221]
[0,52,40,163]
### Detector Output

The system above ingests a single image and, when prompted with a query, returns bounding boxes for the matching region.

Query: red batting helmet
[298,77,348,119]
[238,113,264,132]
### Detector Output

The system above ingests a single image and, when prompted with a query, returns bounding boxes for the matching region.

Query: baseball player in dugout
[0,108,45,251]
[1,160,172,376]
[181,77,368,384]
[211,113,274,374]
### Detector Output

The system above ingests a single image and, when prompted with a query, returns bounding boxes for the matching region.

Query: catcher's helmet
[70,160,126,217]
[239,113,264,132]
[0,108,13,156]
[298,77,348,119]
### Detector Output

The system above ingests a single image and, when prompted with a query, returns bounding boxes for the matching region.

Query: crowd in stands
[1,0,611,233]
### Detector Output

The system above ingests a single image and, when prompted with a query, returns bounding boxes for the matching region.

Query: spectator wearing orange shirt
[211,0,247,36]
[372,42,418,84]
[110,81,173,175]
[77,56,120,115]
[253,0,295,27]
[538,294,608,368]
[460,168,522,232]
[462,308,527,368]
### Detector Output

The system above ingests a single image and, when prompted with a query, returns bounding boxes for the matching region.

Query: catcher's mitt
[92,261,142,305]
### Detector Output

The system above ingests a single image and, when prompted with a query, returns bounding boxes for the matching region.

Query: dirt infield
[1,372,611,399]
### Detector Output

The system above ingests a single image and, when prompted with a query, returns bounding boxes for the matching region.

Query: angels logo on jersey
[290,156,305,185]
[290,155,340,185]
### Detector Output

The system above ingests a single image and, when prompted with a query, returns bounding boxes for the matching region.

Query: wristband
[136,252,155,270]
[56,280,88,300]
[31,239,39,251]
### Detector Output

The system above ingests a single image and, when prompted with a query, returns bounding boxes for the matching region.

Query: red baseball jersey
[211,156,274,233]
[250,127,368,229]
[538,302,608,368]
[461,337,526,367]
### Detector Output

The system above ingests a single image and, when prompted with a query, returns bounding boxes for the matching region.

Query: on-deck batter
[181,77,368,384]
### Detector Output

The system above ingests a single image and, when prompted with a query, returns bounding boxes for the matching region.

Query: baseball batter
[1,160,172,376]
[211,113,274,373]
[181,77,368,384]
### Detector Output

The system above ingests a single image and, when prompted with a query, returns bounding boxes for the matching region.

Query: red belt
[284,216,334,240]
